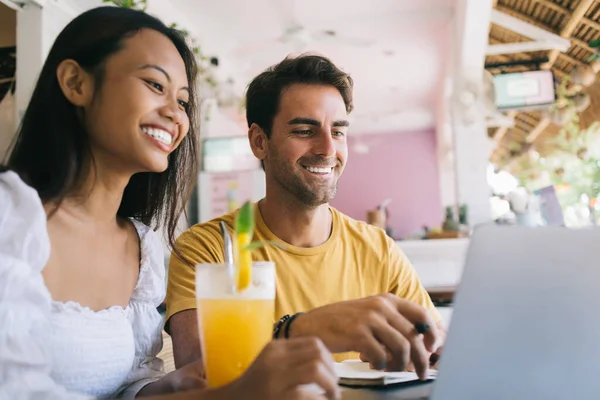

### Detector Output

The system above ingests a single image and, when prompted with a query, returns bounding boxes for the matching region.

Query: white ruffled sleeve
[116,221,167,398]
[0,171,92,400]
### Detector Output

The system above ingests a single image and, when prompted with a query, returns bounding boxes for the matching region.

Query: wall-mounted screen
[493,70,556,111]
[202,136,260,172]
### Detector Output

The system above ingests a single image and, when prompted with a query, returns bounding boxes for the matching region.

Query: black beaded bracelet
[273,314,291,339]
[283,312,303,339]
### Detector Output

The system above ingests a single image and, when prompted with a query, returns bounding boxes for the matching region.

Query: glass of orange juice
[195,261,275,388]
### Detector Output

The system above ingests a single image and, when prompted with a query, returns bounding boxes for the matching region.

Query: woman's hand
[215,337,341,400]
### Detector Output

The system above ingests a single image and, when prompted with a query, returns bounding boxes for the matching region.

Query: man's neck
[258,194,332,248]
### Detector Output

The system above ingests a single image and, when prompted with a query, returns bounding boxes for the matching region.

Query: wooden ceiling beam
[495,5,556,33]
[531,0,568,15]
[534,0,600,32]
[495,5,596,53]
[557,52,584,66]
[571,37,595,52]
[515,114,539,128]
[488,6,573,146]
[527,0,596,143]
[544,0,595,67]
[493,111,518,143]
[582,16,600,33]
[487,37,569,76]
[526,118,551,143]
[490,0,594,145]
[488,8,567,79]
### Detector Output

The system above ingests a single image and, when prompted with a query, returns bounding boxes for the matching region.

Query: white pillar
[15,1,80,124]
[15,4,44,124]
[449,0,495,226]
[436,76,457,209]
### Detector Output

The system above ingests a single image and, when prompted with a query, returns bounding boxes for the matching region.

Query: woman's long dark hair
[5,6,199,254]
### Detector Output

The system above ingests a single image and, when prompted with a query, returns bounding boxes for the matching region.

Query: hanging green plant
[102,0,147,11]
[103,0,245,116]
[103,0,208,73]
[587,39,600,62]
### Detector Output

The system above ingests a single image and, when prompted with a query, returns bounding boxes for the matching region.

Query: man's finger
[356,333,388,370]
[371,324,410,372]
[408,335,430,380]
[381,294,440,352]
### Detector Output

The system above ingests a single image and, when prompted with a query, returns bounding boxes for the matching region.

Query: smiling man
[166,54,444,378]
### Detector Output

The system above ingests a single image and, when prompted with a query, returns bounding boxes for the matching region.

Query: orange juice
[196,262,275,388]
[197,298,274,387]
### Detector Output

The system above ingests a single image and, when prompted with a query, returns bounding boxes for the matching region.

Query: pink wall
[332,130,443,240]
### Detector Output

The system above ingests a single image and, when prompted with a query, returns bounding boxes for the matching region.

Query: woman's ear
[56,59,94,107]
[248,123,268,164]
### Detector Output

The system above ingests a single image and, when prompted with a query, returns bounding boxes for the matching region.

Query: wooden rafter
[487,37,568,78]
[494,5,597,54]
[530,0,567,14]
[516,113,539,128]
[582,16,600,33]
[526,119,551,143]
[493,111,518,143]
[527,0,596,143]
[571,37,595,53]
[557,52,584,67]
[489,5,561,142]
[544,0,596,67]
[530,0,600,33]
[489,8,572,55]
[495,5,555,31]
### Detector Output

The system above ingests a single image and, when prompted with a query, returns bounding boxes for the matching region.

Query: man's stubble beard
[268,150,339,209]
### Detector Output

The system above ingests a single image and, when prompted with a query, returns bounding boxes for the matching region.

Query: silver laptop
[431,224,600,400]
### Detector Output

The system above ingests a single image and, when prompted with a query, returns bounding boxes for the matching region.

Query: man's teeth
[304,166,333,174]
[141,127,172,145]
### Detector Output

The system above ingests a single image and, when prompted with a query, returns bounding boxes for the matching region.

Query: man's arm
[277,233,446,377]
[386,236,447,362]
[386,236,444,328]
[283,293,440,379]
[166,223,226,369]
[169,310,203,369]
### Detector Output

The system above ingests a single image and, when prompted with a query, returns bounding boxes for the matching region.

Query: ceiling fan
[232,0,376,55]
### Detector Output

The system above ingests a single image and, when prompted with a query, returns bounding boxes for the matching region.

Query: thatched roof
[488,0,600,165]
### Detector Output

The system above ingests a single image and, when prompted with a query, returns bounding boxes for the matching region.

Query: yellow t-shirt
[166,203,440,361]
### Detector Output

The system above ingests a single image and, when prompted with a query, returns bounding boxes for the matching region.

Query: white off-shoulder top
[0,171,167,399]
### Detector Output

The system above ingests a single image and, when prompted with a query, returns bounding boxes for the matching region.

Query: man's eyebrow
[333,120,350,127]
[288,117,321,126]
[288,118,350,127]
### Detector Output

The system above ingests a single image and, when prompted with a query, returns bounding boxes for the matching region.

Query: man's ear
[248,123,268,163]
[56,59,94,107]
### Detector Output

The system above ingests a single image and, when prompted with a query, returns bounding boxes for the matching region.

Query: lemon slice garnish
[234,202,254,292]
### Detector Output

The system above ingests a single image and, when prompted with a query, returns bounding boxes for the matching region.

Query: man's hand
[289,293,441,380]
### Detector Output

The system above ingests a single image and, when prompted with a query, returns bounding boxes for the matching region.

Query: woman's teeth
[141,127,172,145]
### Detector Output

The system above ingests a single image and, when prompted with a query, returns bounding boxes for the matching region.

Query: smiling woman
[0,5,205,399]
[7,6,198,246]
[0,6,342,400]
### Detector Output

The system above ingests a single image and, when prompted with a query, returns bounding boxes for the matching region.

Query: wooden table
[341,381,434,399]
[426,285,457,306]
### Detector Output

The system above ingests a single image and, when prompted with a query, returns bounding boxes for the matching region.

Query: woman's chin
[139,158,169,174]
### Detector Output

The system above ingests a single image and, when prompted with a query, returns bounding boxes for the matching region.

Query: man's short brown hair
[245,53,354,138]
